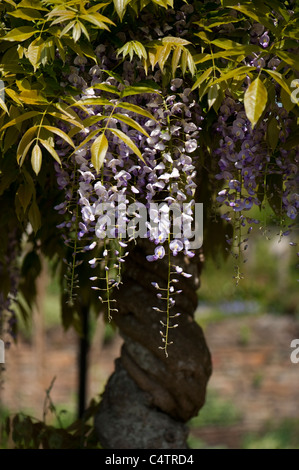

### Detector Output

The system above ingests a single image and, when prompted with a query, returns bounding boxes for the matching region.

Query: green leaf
[267,116,279,151]
[54,37,65,62]
[181,49,187,75]
[4,126,20,153]
[151,0,170,7]
[281,76,297,112]
[17,126,37,164]
[191,67,214,91]
[80,12,115,27]
[80,115,107,129]
[275,51,299,70]
[16,183,33,213]
[76,42,97,62]
[222,3,275,33]
[19,90,48,105]
[117,40,147,61]
[208,83,220,110]
[194,46,261,64]
[120,85,160,98]
[101,69,125,85]
[117,42,132,60]
[113,113,149,136]
[8,8,42,21]
[59,20,76,39]
[92,83,120,95]
[48,111,84,130]
[42,126,75,147]
[108,128,144,162]
[211,38,245,50]
[72,22,82,42]
[133,41,147,60]
[17,0,47,10]
[55,102,80,121]
[74,129,100,152]
[86,3,112,14]
[263,69,293,96]
[171,46,182,77]
[26,37,44,71]
[194,16,243,30]
[266,173,283,216]
[157,43,172,72]
[0,111,40,132]
[113,0,131,20]
[73,97,112,107]
[3,26,37,42]
[31,143,42,175]
[116,102,156,121]
[5,88,23,106]
[40,139,62,165]
[212,66,255,86]
[75,98,157,122]
[3,0,16,6]
[162,37,191,46]
[282,131,299,151]
[91,132,108,173]
[244,78,268,129]
[48,11,75,24]
[185,50,196,76]
[28,201,41,233]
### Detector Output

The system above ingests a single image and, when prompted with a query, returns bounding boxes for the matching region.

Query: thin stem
[164,236,172,358]
[104,240,112,322]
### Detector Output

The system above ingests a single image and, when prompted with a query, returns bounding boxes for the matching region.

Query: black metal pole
[78,303,89,419]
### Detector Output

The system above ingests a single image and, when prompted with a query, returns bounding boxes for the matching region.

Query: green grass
[188,392,299,449]
[243,419,299,449]
[198,230,299,316]
[188,391,242,449]
[0,406,10,449]
[189,391,243,428]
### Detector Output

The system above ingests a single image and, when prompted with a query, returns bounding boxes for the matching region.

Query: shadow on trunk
[95,240,212,449]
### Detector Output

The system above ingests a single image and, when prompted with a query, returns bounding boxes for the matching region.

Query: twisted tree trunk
[95,240,212,449]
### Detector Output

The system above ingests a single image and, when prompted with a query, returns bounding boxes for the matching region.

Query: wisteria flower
[170,239,184,256]
[287,205,297,219]
[146,245,166,262]
[185,139,198,153]
[259,32,270,48]
[230,199,245,211]
[229,179,241,191]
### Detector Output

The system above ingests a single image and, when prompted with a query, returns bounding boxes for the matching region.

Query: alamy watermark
[290,79,299,105]
[0,80,4,105]
[92,200,203,249]
[0,339,4,364]
[290,339,299,364]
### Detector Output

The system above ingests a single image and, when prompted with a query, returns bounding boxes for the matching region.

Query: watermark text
[290,339,299,364]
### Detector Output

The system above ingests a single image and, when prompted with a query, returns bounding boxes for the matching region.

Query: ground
[1,309,299,449]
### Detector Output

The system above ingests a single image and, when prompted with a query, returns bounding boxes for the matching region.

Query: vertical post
[78,303,90,419]
[33,258,47,395]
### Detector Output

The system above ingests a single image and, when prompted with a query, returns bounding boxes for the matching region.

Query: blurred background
[0,218,299,449]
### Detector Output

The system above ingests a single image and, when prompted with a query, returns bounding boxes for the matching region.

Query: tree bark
[95,240,212,449]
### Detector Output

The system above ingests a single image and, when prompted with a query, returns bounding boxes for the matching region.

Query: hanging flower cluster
[52,13,204,352]
[49,1,299,353]
[213,93,298,281]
